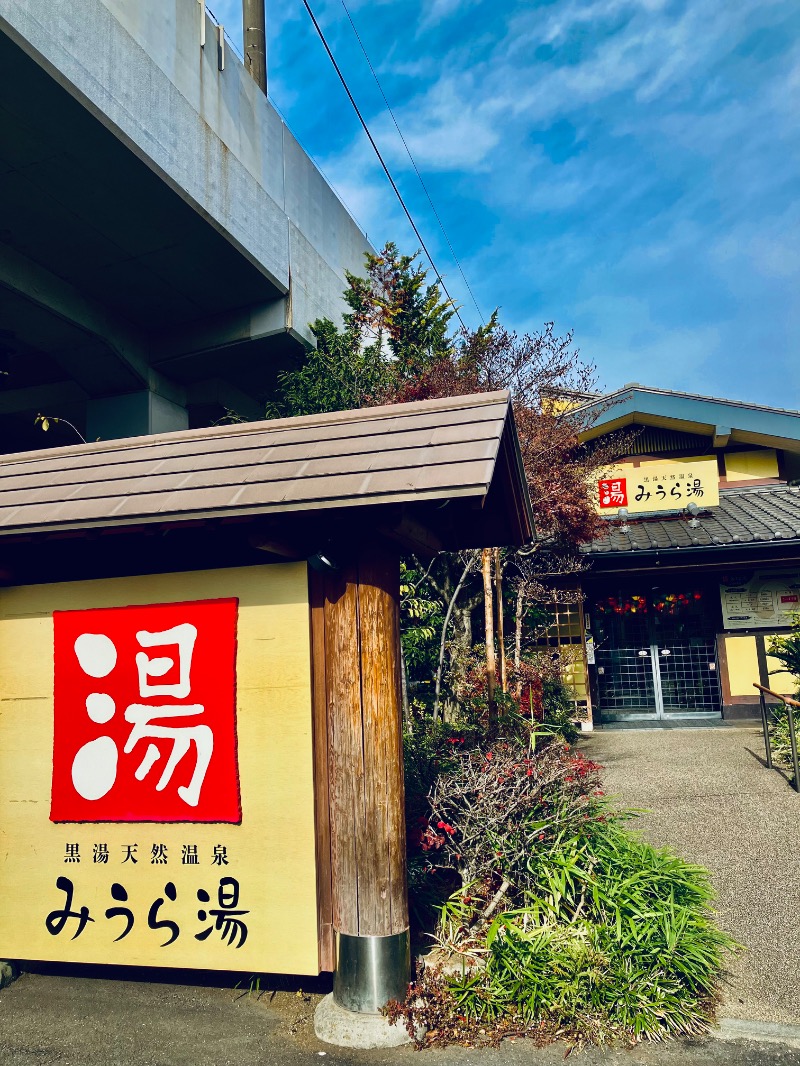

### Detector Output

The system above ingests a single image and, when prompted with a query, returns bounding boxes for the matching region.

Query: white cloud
[371,78,501,171]
[259,0,800,392]
[418,0,481,31]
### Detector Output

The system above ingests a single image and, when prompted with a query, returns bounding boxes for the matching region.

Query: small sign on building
[720,569,800,630]
[595,457,720,515]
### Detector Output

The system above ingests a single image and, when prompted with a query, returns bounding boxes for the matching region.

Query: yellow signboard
[0,564,320,974]
[595,457,719,515]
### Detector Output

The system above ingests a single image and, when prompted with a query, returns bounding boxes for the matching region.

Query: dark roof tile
[584,485,800,554]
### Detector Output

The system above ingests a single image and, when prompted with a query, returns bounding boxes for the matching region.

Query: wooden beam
[357,547,408,936]
[324,561,362,936]
[713,425,732,449]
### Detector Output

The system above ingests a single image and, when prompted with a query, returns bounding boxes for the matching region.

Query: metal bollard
[760,691,773,769]
[333,931,411,1014]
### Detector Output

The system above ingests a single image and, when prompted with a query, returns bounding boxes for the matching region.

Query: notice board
[720,569,800,630]
[0,564,319,973]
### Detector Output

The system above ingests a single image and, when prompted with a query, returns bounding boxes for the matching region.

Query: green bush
[766,618,800,777]
[395,734,736,1048]
[768,706,800,779]
[768,617,800,682]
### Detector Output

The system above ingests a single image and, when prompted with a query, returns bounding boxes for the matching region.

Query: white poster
[720,570,800,630]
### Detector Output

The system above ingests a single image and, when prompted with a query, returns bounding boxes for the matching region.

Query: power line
[339,0,485,326]
[298,0,470,333]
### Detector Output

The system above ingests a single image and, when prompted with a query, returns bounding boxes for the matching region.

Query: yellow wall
[562,648,588,701]
[765,651,798,697]
[723,635,760,696]
[0,564,320,974]
[722,633,796,697]
[724,449,779,481]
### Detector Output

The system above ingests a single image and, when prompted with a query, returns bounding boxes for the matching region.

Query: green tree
[272,243,624,727]
[270,243,454,418]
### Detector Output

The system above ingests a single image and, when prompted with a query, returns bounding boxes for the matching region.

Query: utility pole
[243,0,267,94]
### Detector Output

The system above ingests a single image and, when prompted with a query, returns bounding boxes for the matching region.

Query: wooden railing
[754,683,800,792]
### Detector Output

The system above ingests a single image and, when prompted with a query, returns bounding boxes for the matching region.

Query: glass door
[591,588,721,722]
[594,602,657,719]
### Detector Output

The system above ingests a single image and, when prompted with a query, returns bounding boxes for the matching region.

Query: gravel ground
[582,725,800,1026]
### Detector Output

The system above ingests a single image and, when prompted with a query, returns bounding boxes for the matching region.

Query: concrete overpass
[0,0,371,451]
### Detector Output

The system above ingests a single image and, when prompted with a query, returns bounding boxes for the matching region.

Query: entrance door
[591,590,721,722]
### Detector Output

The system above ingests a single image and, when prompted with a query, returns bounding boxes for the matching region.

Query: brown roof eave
[0,391,534,552]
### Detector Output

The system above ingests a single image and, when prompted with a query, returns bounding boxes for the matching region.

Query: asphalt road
[0,970,799,1066]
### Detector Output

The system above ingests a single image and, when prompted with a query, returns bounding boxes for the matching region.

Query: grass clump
[392,735,736,1049]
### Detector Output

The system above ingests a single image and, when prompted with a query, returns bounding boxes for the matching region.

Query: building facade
[561,386,800,726]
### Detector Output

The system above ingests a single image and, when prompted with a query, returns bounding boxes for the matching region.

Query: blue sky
[212,0,800,404]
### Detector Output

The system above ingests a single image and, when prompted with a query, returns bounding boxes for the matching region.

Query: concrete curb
[716,1017,800,1049]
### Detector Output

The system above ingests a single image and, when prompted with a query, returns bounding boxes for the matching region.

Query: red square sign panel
[51,599,240,824]
[598,478,628,508]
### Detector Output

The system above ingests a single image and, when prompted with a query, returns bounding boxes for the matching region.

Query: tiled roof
[0,391,533,547]
[584,485,800,554]
[576,384,800,420]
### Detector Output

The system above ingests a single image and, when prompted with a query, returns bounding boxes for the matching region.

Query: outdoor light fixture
[686,502,700,529]
[617,507,630,534]
[308,551,339,573]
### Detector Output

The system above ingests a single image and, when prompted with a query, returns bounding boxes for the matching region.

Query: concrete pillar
[86,391,188,442]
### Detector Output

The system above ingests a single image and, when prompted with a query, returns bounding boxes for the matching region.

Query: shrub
[395,734,736,1048]
[765,619,800,777]
[768,617,800,682]
[446,646,582,744]
[426,741,602,890]
[768,706,800,779]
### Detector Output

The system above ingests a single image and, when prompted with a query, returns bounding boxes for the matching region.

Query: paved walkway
[582,725,800,1026]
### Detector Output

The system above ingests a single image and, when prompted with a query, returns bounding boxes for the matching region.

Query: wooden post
[482,548,497,728]
[494,547,507,694]
[313,542,409,1013]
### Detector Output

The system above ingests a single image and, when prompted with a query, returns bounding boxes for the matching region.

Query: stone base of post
[314,931,413,1048]
[0,960,19,989]
[314,992,412,1049]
